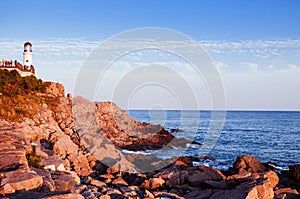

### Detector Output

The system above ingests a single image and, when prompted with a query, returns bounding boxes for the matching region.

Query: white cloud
[242,62,259,71]
[200,39,300,58]
[288,64,298,70]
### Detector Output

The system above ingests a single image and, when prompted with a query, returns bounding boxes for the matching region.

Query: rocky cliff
[0,70,299,199]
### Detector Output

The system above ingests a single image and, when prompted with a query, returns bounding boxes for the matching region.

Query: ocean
[127,110,300,170]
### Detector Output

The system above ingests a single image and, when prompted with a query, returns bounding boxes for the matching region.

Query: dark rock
[170,128,184,133]
[40,139,54,150]
[81,189,97,199]
[176,156,216,166]
[109,193,124,199]
[122,172,147,186]
[94,160,109,174]
[289,164,300,182]
[183,189,213,199]
[75,184,87,194]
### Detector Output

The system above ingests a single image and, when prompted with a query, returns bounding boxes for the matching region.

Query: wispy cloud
[200,39,300,58]
[1,38,299,72]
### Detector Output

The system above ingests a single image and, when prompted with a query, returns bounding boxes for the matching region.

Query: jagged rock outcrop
[94,101,175,151]
[73,96,137,173]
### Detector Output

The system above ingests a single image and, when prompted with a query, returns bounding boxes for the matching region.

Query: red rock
[274,187,299,199]
[50,171,77,192]
[67,154,91,176]
[0,183,15,195]
[41,193,85,199]
[53,135,78,155]
[45,82,65,97]
[185,166,224,187]
[247,178,274,199]
[99,195,111,199]
[3,169,43,191]
[141,177,165,190]
[94,101,174,151]
[90,179,107,187]
[111,176,128,186]
[153,191,184,199]
[257,170,279,188]
[233,155,266,173]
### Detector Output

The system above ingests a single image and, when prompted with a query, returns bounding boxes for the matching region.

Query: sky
[1,0,300,110]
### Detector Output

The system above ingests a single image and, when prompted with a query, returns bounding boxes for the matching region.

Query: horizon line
[126,109,300,112]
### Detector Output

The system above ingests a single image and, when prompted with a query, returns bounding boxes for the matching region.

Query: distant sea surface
[128,110,300,169]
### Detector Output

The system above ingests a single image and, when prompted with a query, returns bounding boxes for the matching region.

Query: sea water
[128,110,300,169]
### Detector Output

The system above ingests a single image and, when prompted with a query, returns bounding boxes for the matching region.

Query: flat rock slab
[2,169,43,191]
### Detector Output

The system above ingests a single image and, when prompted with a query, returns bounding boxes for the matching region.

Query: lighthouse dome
[24,42,32,46]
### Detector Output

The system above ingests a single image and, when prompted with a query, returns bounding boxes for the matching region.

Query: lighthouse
[0,42,35,76]
[23,42,32,69]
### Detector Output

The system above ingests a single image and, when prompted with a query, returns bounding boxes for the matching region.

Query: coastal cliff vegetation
[0,69,58,121]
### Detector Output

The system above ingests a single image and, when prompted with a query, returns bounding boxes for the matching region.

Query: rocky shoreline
[0,78,299,198]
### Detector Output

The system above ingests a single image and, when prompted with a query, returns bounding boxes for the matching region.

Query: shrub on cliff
[0,69,57,121]
[26,144,44,169]
[0,69,45,96]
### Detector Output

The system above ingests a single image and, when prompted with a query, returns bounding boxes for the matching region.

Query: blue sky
[1,0,300,40]
[1,0,300,110]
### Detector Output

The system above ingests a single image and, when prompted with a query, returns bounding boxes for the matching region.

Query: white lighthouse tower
[23,42,32,69]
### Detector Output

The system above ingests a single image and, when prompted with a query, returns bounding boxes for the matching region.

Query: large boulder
[209,177,274,199]
[53,135,78,155]
[141,177,165,190]
[2,169,43,191]
[185,166,224,187]
[233,155,266,173]
[154,164,225,189]
[50,171,77,192]
[94,101,174,151]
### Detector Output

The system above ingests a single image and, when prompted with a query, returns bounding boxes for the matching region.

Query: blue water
[128,110,300,169]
